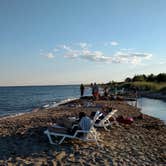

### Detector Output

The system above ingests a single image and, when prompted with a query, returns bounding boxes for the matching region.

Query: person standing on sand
[91,83,94,98]
[93,83,99,100]
[80,84,85,97]
[104,86,109,97]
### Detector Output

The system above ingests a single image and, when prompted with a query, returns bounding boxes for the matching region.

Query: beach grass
[120,81,166,92]
[132,81,166,91]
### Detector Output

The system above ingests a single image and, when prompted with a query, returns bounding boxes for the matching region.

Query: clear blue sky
[0,0,166,86]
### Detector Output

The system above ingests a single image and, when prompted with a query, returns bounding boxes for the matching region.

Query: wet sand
[0,98,165,165]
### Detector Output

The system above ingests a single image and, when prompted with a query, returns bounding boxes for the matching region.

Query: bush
[159,87,166,94]
[125,73,166,83]
[156,73,166,82]
[132,75,147,82]
[132,82,158,91]
[147,74,156,82]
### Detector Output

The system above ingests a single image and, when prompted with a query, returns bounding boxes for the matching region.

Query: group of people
[80,83,100,100]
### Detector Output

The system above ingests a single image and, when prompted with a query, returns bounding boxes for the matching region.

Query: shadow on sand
[0,126,74,160]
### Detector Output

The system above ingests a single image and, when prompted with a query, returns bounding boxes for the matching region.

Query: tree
[125,77,132,82]
[147,74,156,82]
[156,73,166,82]
[132,75,146,82]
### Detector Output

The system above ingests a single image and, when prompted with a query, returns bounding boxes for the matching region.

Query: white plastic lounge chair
[44,111,102,145]
[44,125,99,145]
[94,109,118,131]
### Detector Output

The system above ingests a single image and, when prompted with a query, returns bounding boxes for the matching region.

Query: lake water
[0,85,91,117]
[136,98,166,123]
[0,86,166,122]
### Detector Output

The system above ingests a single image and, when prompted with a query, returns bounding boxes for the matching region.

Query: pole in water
[135,90,138,108]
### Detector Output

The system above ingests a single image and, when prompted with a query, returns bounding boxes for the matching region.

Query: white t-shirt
[79,116,92,131]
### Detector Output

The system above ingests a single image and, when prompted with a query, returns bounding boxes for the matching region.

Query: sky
[0,0,166,86]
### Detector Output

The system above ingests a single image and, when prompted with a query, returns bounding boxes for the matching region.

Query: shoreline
[139,91,166,101]
[0,98,165,165]
[0,97,79,120]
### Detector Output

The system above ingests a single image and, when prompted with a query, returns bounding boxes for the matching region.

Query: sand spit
[0,98,165,165]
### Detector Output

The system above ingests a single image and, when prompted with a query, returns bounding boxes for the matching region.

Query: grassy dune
[118,81,166,92]
[132,81,166,91]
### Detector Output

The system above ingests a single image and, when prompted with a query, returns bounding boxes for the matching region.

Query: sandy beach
[0,98,165,165]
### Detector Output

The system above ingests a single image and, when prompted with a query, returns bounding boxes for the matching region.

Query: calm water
[0,85,91,117]
[137,98,166,123]
[0,86,166,122]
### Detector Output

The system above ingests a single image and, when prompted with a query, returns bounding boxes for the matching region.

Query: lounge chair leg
[47,133,54,145]
[103,125,109,131]
[59,136,65,144]
[96,140,99,146]
[94,134,99,146]
[89,131,99,147]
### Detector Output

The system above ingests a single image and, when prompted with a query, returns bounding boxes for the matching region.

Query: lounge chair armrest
[73,130,89,137]
[72,124,79,129]
[52,124,66,129]
[77,130,89,133]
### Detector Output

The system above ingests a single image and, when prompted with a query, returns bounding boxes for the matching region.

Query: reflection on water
[137,98,166,123]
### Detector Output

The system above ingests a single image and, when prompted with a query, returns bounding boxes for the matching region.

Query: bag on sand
[116,116,134,124]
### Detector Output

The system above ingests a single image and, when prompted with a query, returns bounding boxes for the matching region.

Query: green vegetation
[121,81,166,92]
[125,73,166,83]
[106,73,166,93]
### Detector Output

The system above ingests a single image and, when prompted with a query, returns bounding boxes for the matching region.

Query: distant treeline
[103,73,166,92]
[125,73,166,83]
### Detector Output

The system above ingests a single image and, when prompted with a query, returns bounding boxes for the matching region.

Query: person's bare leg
[48,126,69,134]
[55,117,74,129]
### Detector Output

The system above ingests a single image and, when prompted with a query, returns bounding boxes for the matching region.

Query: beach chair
[44,124,99,145]
[94,109,118,131]
[44,111,102,145]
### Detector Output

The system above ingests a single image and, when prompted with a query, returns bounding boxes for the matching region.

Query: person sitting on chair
[48,112,92,135]
[70,112,92,135]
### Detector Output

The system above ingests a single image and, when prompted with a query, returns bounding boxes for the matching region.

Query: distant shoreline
[0,84,80,88]
[139,91,166,101]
